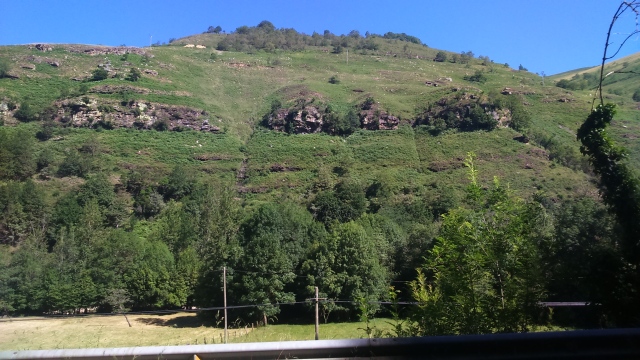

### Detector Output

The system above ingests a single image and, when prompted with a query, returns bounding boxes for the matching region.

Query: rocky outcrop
[358,100,399,130]
[27,44,151,57]
[359,109,399,130]
[29,44,53,52]
[266,106,324,134]
[48,98,219,132]
[414,91,509,131]
[264,97,400,134]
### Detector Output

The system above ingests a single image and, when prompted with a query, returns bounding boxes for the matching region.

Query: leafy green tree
[77,173,115,210]
[5,235,50,313]
[124,239,177,309]
[188,184,242,307]
[311,181,367,225]
[233,202,321,323]
[160,165,196,201]
[576,103,640,325]
[0,128,36,180]
[407,153,546,335]
[544,199,617,307]
[301,221,388,320]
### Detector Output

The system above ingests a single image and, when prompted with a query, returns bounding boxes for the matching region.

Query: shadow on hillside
[136,315,214,328]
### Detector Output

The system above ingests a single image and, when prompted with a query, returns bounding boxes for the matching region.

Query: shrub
[57,151,93,178]
[153,119,169,131]
[14,102,38,122]
[463,70,487,83]
[0,57,10,78]
[434,51,447,62]
[91,68,109,81]
[36,121,56,141]
[633,89,640,102]
[329,75,340,84]
[125,67,142,82]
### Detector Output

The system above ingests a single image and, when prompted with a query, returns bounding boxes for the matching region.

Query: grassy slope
[2,34,638,203]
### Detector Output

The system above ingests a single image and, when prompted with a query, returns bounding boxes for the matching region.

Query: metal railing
[2,328,640,360]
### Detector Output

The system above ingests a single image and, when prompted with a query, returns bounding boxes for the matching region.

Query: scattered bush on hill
[13,102,38,122]
[125,67,141,82]
[434,51,447,62]
[91,67,109,81]
[0,57,10,78]
[464,70,487,83]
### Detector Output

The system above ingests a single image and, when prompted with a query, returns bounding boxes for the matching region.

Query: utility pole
[346,49,349,65]
[315,287,319,340]
[223,266,228,344]
[149,35,152,48]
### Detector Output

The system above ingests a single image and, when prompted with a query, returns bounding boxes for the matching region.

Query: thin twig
[597,1,640,108]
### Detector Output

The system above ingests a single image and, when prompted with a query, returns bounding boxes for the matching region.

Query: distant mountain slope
[0,23,638,205]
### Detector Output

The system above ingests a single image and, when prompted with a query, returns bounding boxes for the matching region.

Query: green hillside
[1,23,640,336]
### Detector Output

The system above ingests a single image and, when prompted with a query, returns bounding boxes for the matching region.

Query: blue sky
[1,0,639,75]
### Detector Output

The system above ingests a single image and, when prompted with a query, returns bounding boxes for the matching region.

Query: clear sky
[1,0,639,75]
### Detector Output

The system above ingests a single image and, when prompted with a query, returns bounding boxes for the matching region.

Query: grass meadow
[0,313,392,350]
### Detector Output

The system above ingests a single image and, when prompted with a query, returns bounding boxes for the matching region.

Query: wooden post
[223,266,228,344]
[315,286,319,340]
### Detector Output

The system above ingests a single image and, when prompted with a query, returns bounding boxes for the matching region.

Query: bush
[328,75,340,84]
[14,102,38,122]
[91,68,109,81]
[463,70,487,83]
[57,151,93,178]
[153,119,169,131]
[125,67,142,82]
[36,121,56,141]
[633,89,640,102]
[0,58,10,78]
[434,51,447,62]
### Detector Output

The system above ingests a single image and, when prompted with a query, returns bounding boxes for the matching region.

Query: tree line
[209,21,424,53]
[1,125,635,331]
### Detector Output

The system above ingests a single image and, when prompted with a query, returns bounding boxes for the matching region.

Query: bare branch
[597,1,640,107]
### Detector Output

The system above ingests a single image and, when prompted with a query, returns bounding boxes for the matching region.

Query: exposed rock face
[264,98,400,134]
[26,44,151,57]
[49,98,219,132]
[414,91,511,130]
[360,110,399,130]
[490,108,512,127]
[267,106,324,134]
[358,101,399,130]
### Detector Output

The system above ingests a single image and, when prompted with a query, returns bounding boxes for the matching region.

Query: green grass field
[0,313,392,350]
